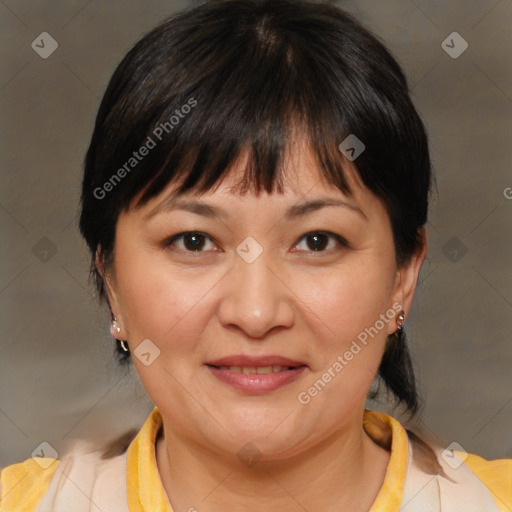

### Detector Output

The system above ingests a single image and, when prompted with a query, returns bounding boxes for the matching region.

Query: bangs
[131,112,353,209]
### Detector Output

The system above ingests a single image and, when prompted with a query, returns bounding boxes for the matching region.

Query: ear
[388,228,427,332]
[95,245,123,325]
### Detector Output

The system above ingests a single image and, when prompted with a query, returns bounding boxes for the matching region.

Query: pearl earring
[112,317,121,334]
[111,317,129,353]
[396,310,406,332]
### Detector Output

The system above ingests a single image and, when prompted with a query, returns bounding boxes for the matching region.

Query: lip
[204,355,308,394]
[205,355,307,367]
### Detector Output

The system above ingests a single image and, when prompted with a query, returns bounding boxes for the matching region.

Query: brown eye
[167,232,216,252]
[292,231,349,253]
[183,233,206,251]
[306,233,329,251]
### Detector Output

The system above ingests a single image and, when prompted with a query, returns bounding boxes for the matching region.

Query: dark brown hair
[79,0,431,415]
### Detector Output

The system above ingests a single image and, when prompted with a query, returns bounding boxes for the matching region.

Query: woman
[1,0,510,510]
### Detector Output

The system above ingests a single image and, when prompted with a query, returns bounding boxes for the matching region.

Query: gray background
[1,0,511,468]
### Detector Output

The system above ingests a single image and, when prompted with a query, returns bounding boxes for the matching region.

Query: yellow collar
[126,407,408,512]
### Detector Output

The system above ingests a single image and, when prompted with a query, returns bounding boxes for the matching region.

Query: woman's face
[102,140,424,461]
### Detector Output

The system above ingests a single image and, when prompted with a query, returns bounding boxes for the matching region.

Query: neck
[155,410,390,512]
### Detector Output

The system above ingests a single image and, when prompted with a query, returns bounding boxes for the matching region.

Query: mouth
[204,356,308,394]
[209,364,301,374]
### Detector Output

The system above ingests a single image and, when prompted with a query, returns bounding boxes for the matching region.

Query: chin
[218,411,308,452]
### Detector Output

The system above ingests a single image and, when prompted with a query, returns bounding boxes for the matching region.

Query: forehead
[137,137,365,213]
[128,143,385,231]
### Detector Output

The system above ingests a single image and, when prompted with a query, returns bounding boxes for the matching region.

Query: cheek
[301,258,396,346]
[114,248,223,354]
[293,263,394,420]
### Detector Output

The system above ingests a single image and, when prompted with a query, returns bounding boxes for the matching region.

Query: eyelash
[164,231,350,255]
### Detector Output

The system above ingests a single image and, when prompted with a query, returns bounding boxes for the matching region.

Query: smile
[215,365,294,374]
[205,363,308,394]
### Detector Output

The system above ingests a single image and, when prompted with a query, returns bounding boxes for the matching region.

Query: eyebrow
[144,196,367,221]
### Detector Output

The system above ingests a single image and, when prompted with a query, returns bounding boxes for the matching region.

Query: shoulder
[402,435,512,512]
[0,438,132,512]
[462,451,512,512]
[374,413,512,512]
[0,417,148,512]
[0,456,60,512]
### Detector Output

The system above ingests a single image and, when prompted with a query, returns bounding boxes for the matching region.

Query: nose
[217,250,295,339]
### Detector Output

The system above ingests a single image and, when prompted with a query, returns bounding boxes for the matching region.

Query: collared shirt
[1,408,510,511]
